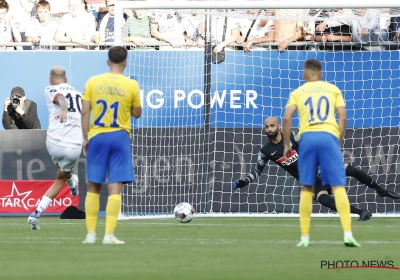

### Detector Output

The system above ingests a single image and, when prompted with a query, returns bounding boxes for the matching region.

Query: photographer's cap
[11,86,25,97]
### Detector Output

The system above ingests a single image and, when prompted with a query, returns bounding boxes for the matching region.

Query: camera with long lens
[11,97,20,107]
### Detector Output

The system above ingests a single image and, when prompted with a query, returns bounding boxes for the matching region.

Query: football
[173,202,195,223]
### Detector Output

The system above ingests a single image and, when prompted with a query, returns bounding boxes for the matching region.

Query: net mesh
[120,7,400,217]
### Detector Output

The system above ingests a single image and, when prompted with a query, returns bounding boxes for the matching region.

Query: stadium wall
[0,128,398,214]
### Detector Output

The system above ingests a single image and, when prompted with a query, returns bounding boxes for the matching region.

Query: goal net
[116,1,400,218]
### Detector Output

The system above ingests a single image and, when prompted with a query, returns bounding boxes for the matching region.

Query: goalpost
[114,1,400,219]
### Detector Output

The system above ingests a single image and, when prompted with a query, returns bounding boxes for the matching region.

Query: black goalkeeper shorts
[314,177,332,197]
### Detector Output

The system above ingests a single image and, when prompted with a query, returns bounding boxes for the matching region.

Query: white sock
[104,234,114,239]
[36,196,53,216]
[344,231,353,239]
[66,175,75,189]
[86,233,96,238]
[301,236,310,242]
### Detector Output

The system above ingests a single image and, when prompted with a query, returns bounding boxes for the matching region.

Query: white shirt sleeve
[44,86,59,104]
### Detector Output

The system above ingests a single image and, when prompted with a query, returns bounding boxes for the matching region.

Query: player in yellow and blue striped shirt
[283,59,360,248]
[81,46,142,245]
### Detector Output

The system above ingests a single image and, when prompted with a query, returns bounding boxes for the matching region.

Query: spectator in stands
[124,9,134,19]
[122,9,158,49]
[93,0,123,49]
[3,86,41,129]
[29,0,38,18]
[7,0,35,49]
[25,1,59,50]
[48,0,69,23]
[239,9,274,51]
[198,10,242,54]
[314,9,352,47]
[180,12,204,47]
[150,10,186,49]
[242,9,305,52]
[242,9,275,52]
[378,8,391,49]
[0,0,22,50]
[235,10,268,46]
[302,9,329,42]
[316,9,388,50]
[391,14,400,41]
[54,0,96,50]
[94,0,107,29]
[274,9,305,52]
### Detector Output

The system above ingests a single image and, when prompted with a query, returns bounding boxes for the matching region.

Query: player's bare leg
[28,169,70,230]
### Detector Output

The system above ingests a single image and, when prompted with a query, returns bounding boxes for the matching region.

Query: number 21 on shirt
[94,99,120,127]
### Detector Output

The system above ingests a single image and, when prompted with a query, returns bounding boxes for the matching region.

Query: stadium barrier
[0,130,86,215]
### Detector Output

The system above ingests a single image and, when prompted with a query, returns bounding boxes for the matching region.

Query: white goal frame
[115,0,400,219]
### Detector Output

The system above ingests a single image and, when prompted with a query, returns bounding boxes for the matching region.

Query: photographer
[2,86,41,129]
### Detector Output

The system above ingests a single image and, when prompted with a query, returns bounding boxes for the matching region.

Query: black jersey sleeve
[246,151,269,183]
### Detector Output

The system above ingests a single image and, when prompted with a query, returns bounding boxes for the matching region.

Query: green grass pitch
[0,217,399,280]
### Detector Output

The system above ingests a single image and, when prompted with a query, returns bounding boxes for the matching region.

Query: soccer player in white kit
[28,66,83,230]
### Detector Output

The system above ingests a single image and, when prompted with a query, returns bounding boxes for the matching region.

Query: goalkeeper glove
[233,178,249,191]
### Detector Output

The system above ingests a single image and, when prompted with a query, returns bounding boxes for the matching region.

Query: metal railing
[0,41,399,49]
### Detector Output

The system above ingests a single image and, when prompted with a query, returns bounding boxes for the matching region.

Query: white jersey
[210,16,241,44]
[45,83,83,148]
[25,18,59,50]
[239,18,274,41]
[0,18,14,51]
[181,14,204,40]
[7,0,31,32]
[59,12,96,41]
[150,11,185,48]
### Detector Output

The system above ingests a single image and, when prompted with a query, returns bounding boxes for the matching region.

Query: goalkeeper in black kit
[233,116,400,220]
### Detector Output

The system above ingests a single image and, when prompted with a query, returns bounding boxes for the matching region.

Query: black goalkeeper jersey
[247,132,300,182]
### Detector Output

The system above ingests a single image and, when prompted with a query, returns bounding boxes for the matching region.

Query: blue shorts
[86,130,134,184]
[298,132,345,187]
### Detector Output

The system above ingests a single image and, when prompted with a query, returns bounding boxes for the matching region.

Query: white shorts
[46,139,82,173]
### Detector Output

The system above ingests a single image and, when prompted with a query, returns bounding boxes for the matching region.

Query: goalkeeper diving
[233,116,400,220]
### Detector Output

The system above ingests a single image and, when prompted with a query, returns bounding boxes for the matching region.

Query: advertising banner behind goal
[123,127,400,215]
[0,180,79,214]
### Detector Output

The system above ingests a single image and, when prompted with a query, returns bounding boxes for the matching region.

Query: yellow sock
[85,192,100,234]
[299,191,313,237]
[333,187,352,232]
[105,194,121,235]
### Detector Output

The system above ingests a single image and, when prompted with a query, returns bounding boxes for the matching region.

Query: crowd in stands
[0,0,400,51]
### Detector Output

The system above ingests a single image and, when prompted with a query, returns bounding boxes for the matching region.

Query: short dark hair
[304,59,321,71]
[0,0,9,12]
[108,46,127,64]
[37,0,51,11]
